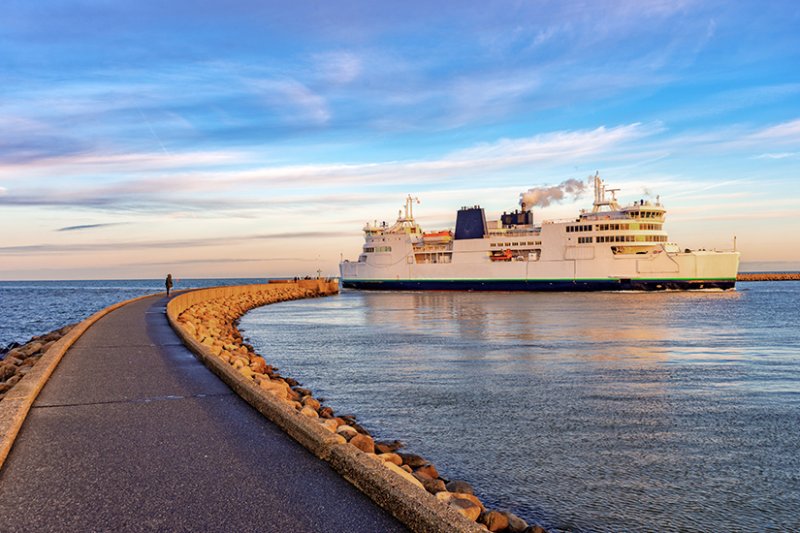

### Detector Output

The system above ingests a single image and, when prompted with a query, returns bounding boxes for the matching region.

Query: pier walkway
[0,295,405,532]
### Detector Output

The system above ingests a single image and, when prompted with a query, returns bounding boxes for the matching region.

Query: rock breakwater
[171,282,548,533]
[737,272,800,281]
[0,325,74,402]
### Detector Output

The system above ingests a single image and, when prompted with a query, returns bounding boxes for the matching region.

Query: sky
[1,0,799,279]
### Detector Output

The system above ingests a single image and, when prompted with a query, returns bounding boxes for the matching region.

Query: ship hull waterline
[341,278,736,292]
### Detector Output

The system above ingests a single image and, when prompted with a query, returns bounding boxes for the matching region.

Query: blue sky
[1,0,799,279]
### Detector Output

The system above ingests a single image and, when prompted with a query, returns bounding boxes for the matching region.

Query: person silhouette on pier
[165,273,173,296]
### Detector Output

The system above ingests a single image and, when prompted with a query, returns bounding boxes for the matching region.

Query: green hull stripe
[342,277,737,282]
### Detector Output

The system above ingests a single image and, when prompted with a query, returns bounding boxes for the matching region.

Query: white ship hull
[339,177,740,291]
[341,246,739,291]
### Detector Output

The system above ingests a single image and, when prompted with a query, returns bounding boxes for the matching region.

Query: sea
[0,278,262,350]
[1,279,799,531]
[240,282,800,532]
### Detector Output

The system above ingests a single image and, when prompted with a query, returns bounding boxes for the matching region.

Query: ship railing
[542,218,580,225]
[486,229,541,236]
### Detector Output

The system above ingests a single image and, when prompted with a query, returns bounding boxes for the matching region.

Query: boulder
[505,512,529,532]
[349,433,375,454]
[336,425,358,441]
[300,406,319,418]
[258,379,289,400]
[378,453,403,466]
[415,464,439,479]
[301,396,321,410]
[40,340,55,353]
[318,406,334,419]
[293,386,312,397]
[362,452,383,465]
[438,491,484,511]
[321,419,339,433]
[384,461,426,490]
[375,440,404,454]
[22,342,43,356]
[349,421,371,436]
[412,472,447,494]
[449,498,482,522]
[446,480,475,495]
[480,511,509,532]
[399,452,428,468]
[0,363,16,381]
[5,357,24,367]
[237,365,254,379]
[249,357,268,374]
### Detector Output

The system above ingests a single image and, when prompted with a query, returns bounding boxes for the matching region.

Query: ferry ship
[339,175,740,291]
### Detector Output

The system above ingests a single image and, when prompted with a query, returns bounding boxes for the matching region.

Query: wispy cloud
[56,223,127,232]
[248,78,331,125]
[312,51,363,84]
[0,123,657,211]
[0,148,244,180]
[0,231,353,256]
[754,152,797,160]
[747,118,800,142]
[125,257,321,267]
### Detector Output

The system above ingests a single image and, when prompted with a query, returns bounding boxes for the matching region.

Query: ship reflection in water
[240,283,800,532]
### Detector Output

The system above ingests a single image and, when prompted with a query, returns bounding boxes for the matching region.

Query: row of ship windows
[592,235,667,243]
[363,246,392,253]
[628,211,661,219]
[580,235,669,243]
[490,241,542,247]
[566,225,593,233]
[568,223,663,232]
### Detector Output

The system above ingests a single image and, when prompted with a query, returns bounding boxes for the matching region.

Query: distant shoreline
[737,272,800,281]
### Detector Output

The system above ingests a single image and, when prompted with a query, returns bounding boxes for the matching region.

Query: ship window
[578,236,593,244]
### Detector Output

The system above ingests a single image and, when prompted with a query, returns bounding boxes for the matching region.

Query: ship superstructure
[339,175,740,291]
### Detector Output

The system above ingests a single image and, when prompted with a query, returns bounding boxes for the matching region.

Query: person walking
[165,273,174,296]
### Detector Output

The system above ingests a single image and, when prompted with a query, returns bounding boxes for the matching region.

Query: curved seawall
[166,281,494,533]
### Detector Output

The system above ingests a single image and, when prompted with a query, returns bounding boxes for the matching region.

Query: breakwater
[167,281,543,533]
[0,325,74,401]
[737,272,800,281]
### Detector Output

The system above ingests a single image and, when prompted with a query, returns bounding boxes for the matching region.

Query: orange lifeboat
[490,249,513,261]
[423,230,453,243]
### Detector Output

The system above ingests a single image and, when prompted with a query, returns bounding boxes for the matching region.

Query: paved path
[0,295,406,532]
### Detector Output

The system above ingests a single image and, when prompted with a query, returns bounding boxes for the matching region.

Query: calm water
[240,282,800,532]
[0,278,263,349]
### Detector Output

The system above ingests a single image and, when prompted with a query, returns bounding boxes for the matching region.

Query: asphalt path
[0,295,406,532]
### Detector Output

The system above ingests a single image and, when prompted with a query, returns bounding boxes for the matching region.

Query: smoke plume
[520,178,587,210]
